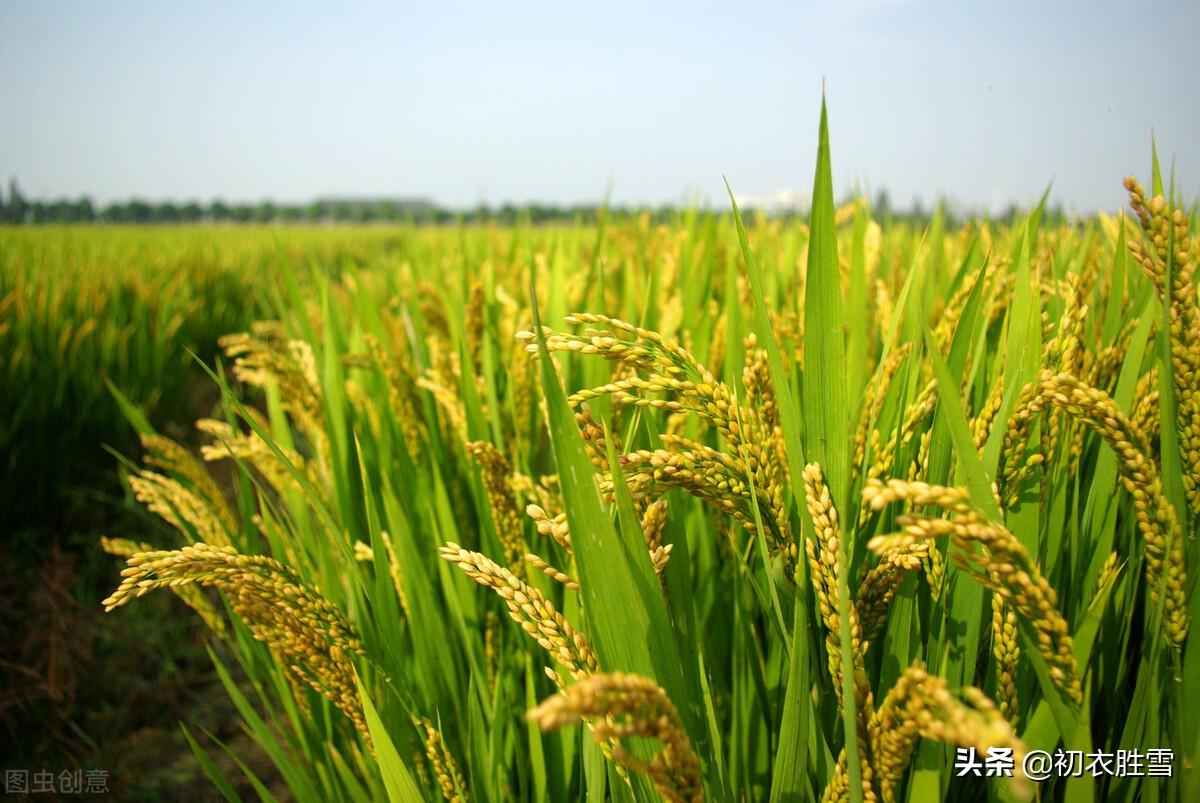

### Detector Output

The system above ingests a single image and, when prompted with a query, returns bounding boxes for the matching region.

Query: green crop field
[3,103,1198,802]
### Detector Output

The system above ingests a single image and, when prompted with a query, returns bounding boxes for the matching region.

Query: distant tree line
[1,177,1072,227]
[0,180,658,225]
[0,179,698,226]
[0,179,453,224]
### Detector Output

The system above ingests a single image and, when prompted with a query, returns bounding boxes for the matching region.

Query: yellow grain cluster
[801,464,878,802]
[466,440,526,569]
[218,326,327,459]
[527,314,792,567]
[198,414,325,502]
[415,716,469,803]
[438,543,597,682]
[102,542,369,740]
[802,467,1027,803]
[527,672,703,803]
[998,370,1187,645]
[991,596,1020,724]
[857,540,929,642]
[99,536,227,636]
[1125,177,1200,513]
[868,664,1025,803]
[864,479,1082,704]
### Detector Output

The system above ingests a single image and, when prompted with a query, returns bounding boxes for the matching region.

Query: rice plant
[89,100,1199,801]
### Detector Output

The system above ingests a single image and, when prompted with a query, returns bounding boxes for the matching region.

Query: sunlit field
[3,106,1198,802]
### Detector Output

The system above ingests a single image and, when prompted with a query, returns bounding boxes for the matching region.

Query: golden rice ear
[997,370,1187,645]
[438,543,597,681]
[413,716,469,803]
[217,331,327,457]
[859,379,938,498]
[803,464,879,800]
[532,314,797,570]
[851,343,914,483]
[524,553,579,590]
[464,281,485,373]
[418,371,468,444]
[100,537,227,637]
[363,331,425,456]
[102,543,369,741]
[466,440,526,570]
[377,530,411,619]
[863,663,1028,803]
[527,672,702,803]
[573,405,620,470]
[127,470,229,545]
[864,479,1082,704]
[970,373,1006,452]
[197,417,326,505]
[1124,177,1200,514]
[639,498,673,579]
[526,503,572,552]
[991,596,1021,726]
[856,541,929,643]
[140,433,238,534]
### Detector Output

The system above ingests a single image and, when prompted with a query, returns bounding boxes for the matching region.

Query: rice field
[5,105,1199,801]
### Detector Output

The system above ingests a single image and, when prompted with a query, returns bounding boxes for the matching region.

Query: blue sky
[2,1,1196,212]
